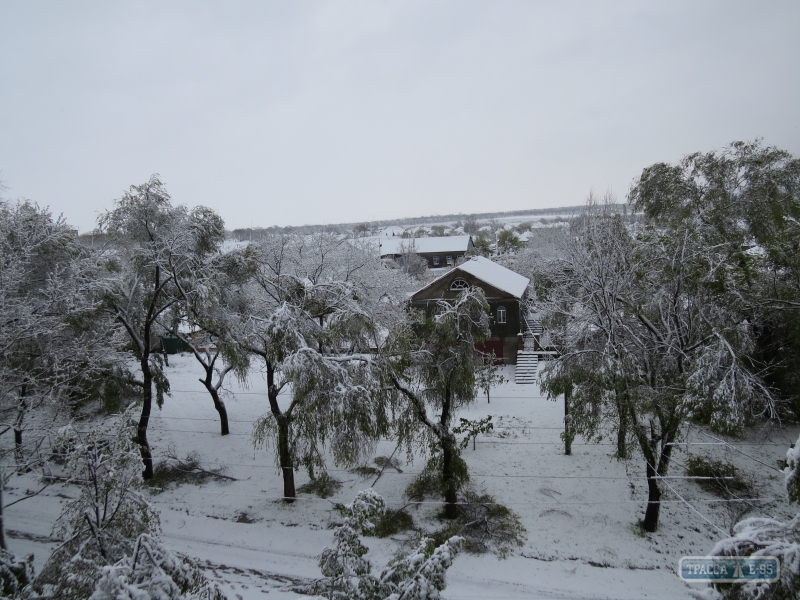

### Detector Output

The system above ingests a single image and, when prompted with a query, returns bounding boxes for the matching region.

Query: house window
[450,277,469,291]
[496,306,507,324]
[432,256,440,266]
[446,255,454,266]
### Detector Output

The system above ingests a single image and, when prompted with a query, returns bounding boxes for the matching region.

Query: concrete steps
[515,350,539,384]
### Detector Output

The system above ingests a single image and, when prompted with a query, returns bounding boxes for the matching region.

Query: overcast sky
[1,1,798,232]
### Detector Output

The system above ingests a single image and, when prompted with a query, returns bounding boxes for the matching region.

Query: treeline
[228,203,613,240]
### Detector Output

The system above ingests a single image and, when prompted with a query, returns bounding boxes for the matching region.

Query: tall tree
[0,199,124,550]
[539,195,775,532]
[98,176,225,479]
[225,233,394,501]
[630,140,800,417]
[383,288,494,519]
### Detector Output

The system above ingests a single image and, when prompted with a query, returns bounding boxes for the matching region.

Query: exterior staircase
[515,350,539,384]
[515,314,544,384]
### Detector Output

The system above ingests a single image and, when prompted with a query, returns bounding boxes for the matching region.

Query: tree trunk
[614,381,629,459]
[138,357,154,480]
[616,419,628,459]
[642,460,662,532]
[638,424,675,533]
[212,393,230,436]
[440,384,458,519]
[442,439,459,519]
[200,377,230,435]
[277,416,295,503]
[267,362,295,503]
[0,468,6,551]
[564,388,572,456]
[486,390,490,404]
[14,384,27,471]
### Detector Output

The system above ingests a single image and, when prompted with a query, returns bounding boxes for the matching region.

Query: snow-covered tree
[389,240,428,280]
[223,233,398,501]
[89,534,226,600]
[0,199,126,549]
[0,549,33,597]
[383,288,493,518]
[539,194,774,531]
[98,176,225,479]
[496,230,522,254]
[630,140,800,419]
[316,489,463,600]
[35,413,159,599]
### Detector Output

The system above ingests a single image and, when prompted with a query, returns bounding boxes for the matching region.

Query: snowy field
[5,355,798,600]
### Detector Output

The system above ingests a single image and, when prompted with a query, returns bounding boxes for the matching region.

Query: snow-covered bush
[89,534,226,600]
[700,434,800,600]
[34,414,159,599]
[315,489,463,600]
[0,550,34,598]
[35,413,225,600]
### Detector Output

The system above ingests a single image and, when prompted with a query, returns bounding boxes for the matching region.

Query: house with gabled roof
[409,256,530,365]
[379,235,474,268]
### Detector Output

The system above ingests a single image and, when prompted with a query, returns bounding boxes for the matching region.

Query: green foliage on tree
[539,183,776,532]
[629,140,800,416]
[453,416,493,450]
[497,230,523,254]
[384,288,495,518]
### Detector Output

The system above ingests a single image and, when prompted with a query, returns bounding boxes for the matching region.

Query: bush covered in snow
[34,416,159,599]
[32,413,225,600]
[0,549,34,598]
[89,534,226,600]
[315,489,463,600]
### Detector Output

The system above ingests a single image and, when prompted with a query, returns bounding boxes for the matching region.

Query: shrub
[430,489,526,558]
[372,509,414,538]
[297,472,343,498]
[686,456,752,498]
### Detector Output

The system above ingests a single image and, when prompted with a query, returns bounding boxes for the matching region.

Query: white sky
[1,1,798,233]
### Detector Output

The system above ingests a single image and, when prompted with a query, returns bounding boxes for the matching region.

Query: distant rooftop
[380,235,473,256]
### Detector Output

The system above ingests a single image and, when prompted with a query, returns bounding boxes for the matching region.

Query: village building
[409,256,533,367]
[379,235,474,268]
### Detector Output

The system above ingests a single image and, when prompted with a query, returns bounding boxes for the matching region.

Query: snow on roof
[380,226,406,237]
[414,256,530,299]
[380,235,473,256]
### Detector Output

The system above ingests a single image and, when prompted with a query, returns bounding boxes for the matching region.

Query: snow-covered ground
[5,355,798,599]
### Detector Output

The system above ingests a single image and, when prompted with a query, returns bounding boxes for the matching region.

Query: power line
[697,432,784,474]
[147,490,776,506]
[174,461,736,481]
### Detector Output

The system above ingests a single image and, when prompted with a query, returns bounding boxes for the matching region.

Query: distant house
[380,235,474,268]
[409,256,530,364]
[380,226,406,237]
